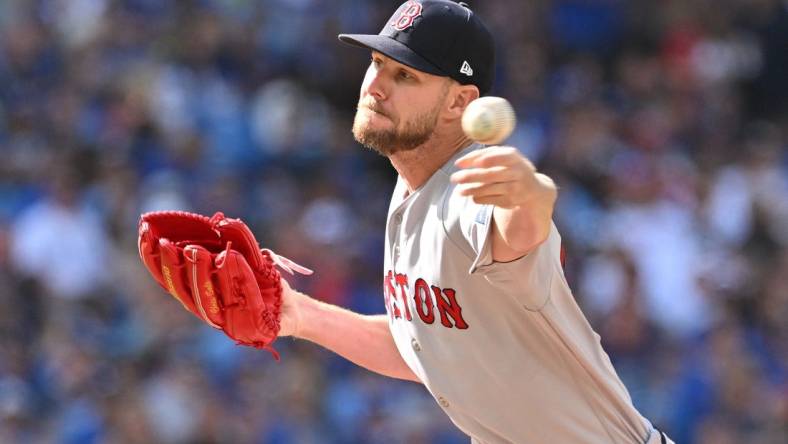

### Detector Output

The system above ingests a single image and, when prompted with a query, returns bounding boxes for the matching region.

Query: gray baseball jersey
[383,143,662,444]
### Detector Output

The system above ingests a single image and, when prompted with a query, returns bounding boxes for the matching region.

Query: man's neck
[389,131,474,194]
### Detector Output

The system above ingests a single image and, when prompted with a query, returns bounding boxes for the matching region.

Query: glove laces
[261,249,314,276]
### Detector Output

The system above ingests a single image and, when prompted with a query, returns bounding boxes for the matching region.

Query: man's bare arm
[279,281,420,383]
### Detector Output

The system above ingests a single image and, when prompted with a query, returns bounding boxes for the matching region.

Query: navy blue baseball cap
[339,0,495,94]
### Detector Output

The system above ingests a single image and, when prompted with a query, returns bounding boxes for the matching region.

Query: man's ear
[445,83,480,120]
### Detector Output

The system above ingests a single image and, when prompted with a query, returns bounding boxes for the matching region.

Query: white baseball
[461,96,516,145]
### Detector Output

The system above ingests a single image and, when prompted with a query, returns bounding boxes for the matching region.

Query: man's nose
[365,70,389,101]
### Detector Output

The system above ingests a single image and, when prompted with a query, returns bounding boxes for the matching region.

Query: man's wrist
[291,291,318,339]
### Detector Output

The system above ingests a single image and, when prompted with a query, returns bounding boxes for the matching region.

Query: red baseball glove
[137,211,311,359]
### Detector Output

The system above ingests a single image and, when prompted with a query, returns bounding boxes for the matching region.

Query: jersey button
[438,396,450,408]
[394,213,403,224]
[411,338,421,352]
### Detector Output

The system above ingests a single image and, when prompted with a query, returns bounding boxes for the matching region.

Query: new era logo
[460,61,473,76]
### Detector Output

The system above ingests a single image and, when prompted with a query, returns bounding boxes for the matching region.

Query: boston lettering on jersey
[383,270,469,329]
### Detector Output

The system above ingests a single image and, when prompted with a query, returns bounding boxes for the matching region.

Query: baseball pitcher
[138,1,675,443]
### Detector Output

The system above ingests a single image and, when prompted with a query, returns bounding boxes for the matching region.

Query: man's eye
[398,70,413,80]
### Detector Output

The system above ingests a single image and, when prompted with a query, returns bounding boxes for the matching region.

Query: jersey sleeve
[442,187,561,310]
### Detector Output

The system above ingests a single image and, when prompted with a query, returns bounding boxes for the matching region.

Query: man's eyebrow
[396,63,421,77]
[370,52,425,79]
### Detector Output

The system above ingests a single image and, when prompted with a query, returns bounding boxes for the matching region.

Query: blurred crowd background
[0,0,786,443]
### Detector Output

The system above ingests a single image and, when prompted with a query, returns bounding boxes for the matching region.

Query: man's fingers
[454,148,489,167]
[470,195,507,206]
[456,182,509,198]
[455,146,520,169]
[450,166,514,184]
[453,147,539,209]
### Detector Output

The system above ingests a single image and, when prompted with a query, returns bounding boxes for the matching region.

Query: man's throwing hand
[450,147,546,209]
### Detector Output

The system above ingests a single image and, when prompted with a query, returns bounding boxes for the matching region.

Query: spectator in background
[10,162,111,300]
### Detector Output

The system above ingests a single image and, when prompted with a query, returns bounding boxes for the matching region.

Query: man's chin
[352,126,397,156]
[352,112,434,155]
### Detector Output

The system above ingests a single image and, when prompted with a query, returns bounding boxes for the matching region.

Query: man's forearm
[294,293,420,383]
[492,173,557,261]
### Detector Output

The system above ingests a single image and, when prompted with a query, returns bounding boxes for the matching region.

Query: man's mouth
[360,104,390,119]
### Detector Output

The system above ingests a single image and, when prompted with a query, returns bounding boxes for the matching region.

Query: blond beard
[352,97,444,156]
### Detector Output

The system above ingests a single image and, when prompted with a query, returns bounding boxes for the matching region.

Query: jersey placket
[390,211,404,265]
[388,179,411,268]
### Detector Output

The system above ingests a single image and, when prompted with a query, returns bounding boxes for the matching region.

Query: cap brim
[338,34,446,77]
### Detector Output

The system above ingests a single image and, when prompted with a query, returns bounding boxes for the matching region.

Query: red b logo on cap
[391,1,422,31]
